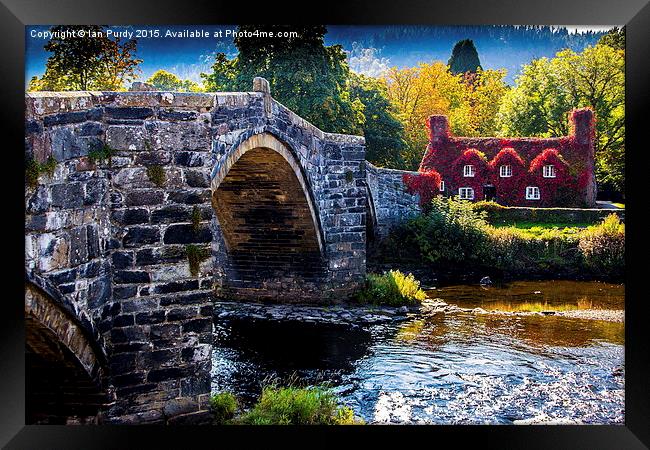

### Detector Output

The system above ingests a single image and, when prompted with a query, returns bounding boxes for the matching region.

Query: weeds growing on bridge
[191,206,202,233]
[146,164,166,187]
[25,156,57,188]
[88,143,116,167]
[186,244,210,276]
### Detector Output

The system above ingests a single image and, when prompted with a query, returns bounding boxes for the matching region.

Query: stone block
[135,246,186,266]
[112,251,134,269]
[125,189,165,207]
[123,226,161,247]
[145,121,210,151]
[51,182,84,209]
[163,224,211,244]
[105,107,154,120]
[106,125,147,151]
[159,109,199,121]
[113,270,151,284]
[112,208,150,225]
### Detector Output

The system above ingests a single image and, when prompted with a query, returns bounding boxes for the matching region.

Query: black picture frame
[2,0,649,447]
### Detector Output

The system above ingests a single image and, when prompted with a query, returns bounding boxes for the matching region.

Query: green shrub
[210,392,238,424]
[578,214,625,277]
[411,196,490,265]
[146,165,166,187]
[356,269,426,306]
[237,385,360,425]
[186,244,210,276]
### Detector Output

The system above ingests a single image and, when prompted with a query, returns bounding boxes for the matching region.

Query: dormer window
[463,165,475,177]
[543,165,556,178]
[526,186,540,200]
[440,180,445,192]
[459,187,474,200]
[499,165,512,177]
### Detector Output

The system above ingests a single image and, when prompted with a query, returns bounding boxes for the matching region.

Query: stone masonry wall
[365,162,421,238]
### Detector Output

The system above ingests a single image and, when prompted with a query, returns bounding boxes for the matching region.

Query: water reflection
[212,319,375,405]
[432,280,624,311]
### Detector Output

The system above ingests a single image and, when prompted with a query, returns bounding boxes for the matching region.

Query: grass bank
[209,385,362,425]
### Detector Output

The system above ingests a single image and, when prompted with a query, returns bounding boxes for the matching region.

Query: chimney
[569,108,595,146]
[427,115,450,145]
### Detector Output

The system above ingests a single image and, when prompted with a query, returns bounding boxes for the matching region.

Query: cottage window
[499,165,512,177]
[463,165,475,177]
[440,180,445,191]
[526,186,540,200]
[459,187,474,200]
[543,164,556,178]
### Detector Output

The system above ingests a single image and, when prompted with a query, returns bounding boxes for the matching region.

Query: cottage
[414,108,597,207]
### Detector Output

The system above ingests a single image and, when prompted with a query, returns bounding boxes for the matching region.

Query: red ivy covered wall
[410,108,597,207]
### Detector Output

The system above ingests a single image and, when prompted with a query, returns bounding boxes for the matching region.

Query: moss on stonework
[88,143,116,166]
[186,244,210,276]
[345,170,354,183]
[146,165,166,187]
[25,158,40,188]
[25,155,58,188]
[191,206,202,233]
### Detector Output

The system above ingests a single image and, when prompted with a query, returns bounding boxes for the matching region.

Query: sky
[25,25,620,89]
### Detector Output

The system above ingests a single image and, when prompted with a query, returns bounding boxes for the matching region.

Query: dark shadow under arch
[25,274,109,424]
[211,134,327,299]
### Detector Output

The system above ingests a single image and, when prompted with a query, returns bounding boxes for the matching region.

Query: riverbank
[214,296,624,325]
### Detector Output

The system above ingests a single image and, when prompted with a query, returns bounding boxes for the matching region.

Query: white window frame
[459,187,474,200]
[526,186,540,200]
[499,165,512,177]
[543,164,556,178]
[440,180,445,192]
[463,165,475,177]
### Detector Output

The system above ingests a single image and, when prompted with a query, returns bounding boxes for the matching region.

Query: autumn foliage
[403,170,442,207]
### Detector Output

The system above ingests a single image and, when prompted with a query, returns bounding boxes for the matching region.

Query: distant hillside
[326,25,610,83]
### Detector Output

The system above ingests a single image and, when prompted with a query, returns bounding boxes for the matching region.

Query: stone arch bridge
[24,79,419,423]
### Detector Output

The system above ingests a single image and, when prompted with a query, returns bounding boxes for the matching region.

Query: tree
[147,69,203,92]
[496,43,625,195]
[598,26,625,51]
[384,62,507,169]
[201,53,237,91]
[29,26,142,91]
[200,25,364,134]
[348,73,408,168]
[448,39,483,75]
[384,62,464,168]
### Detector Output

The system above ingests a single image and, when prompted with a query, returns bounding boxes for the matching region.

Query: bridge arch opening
[25,279,109,424]
[211,133,326,301]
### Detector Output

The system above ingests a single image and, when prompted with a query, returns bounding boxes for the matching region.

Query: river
[211,280,624,424]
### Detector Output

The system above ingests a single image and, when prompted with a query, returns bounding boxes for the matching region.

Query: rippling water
[211,281,624,424]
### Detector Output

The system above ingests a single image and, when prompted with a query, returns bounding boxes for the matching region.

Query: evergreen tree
[447,39,482,75]
[349,73,408,168]
[598,26,625,51]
